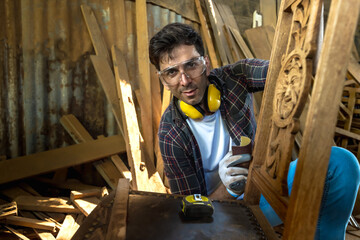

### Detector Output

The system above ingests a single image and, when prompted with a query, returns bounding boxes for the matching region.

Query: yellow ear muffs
[179,101,204,119]
[179,84,221,120]
[207,84,221,112]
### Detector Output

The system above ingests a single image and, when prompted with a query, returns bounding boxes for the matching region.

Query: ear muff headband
[179,84,221,120]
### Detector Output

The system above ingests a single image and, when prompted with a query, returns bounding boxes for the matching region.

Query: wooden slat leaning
[244,0,360,239]
[0,135,126,185]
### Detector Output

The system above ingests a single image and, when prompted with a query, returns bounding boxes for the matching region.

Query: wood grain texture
[136,0,154,169]
[0,135,126,185]
[195,0,219,68]
[61,114,130,188]
[15,196,80,214]
[284,1,360,238]
[105,179,130,240]
[111,46,166,193]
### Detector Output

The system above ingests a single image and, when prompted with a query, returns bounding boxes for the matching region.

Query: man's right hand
[218,151,250,197]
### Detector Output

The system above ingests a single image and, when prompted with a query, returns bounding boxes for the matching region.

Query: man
[149,23,360,239]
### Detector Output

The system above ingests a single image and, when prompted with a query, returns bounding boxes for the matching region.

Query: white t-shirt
[186,110,233,195]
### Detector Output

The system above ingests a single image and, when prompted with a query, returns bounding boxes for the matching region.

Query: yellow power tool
[181,194,214,218]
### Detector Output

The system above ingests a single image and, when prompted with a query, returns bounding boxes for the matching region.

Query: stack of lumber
[0,180,109,239]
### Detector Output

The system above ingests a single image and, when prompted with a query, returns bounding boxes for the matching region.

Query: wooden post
[135,0,154,168]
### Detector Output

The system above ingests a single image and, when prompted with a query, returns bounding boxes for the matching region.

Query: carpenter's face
[159,45,210,106]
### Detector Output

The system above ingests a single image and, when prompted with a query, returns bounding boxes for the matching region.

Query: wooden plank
[244,26,274,60]
[194,0,219,68]
[34,229,56,240]
[82,5,124,137]
[89,55,124,137]
[228,26,254,58]
[70,188,108,200]
[136,0,154,168]
[2,216,56,232]
[283,0,360,238]
[80,5,111,65]
[147,0,199,23]
[15,196,80,214]
[336,127,360,141]
[105,179,130,240]
[0,135,126,184]
[71,197,99,217]
[4,226,30,240]
[204,0,229,65]
[61,114,131,183]
[223,25,241,62]
[249,205,279,240]
[150,64,164,180]
[0,202,17,219]
[32,212,62,230]
[55,214,83,240]
[348,58,360,85]
[111,47,166,193]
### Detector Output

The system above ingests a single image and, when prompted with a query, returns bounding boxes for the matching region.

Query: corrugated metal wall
[0,0,199,158]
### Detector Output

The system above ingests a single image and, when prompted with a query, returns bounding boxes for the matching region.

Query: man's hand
[218,151,250,197]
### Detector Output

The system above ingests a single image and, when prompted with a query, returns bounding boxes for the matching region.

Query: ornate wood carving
[259,0,321,196]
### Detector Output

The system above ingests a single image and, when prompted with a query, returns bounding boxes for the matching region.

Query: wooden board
[4,225,31,240]
[2,216,56,232]
[111,47,166,193]
[61,116,121,189]
[81,5,111,66]
[283,1,360,237]
[71,197,100,217]
[56,214,84,240]
[0,135,126,184]
[60,114,131,182]
[204,0,229,65]
[105,179,130,240]
[244,26,274,60]
[136,0,154,168]
[15,196,80,214]
[82,5,124,137]
[34,229,56,240]
[194,0,219,68]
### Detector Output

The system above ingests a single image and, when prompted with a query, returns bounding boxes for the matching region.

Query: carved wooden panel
[259,0,321,196]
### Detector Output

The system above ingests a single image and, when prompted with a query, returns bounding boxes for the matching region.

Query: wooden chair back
[244,0,360,239]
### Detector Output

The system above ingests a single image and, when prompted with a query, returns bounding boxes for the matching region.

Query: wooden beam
[0,202,17,219]
[71,197,99,217]
[106,179,129,240]
[228,26,254,58]
[60,114,131,187]
[204,0,230,65]
[70,188,108,200]
[81,5,111,66]
[284,0,360,238]
[194,0,219,68]
[82,5,124,137]
[136,0,154,167]
[34,229,56,240]
[244,26,274,60]
[0,135,126,184]
[2,216,56,232]
[56,214,83,240]
[111,46,166,193]
[4,225,30,240]
[15,196,80,214]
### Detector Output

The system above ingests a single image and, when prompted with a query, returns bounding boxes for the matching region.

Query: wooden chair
[244,0,360,239]
[72,0,359,239]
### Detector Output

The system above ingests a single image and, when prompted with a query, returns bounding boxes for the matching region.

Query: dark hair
[149,22,205,70]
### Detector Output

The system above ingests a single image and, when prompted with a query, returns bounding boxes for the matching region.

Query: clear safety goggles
[158,56,206,86]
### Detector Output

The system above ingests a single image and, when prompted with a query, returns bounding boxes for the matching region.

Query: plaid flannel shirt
[158,59,269,195]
